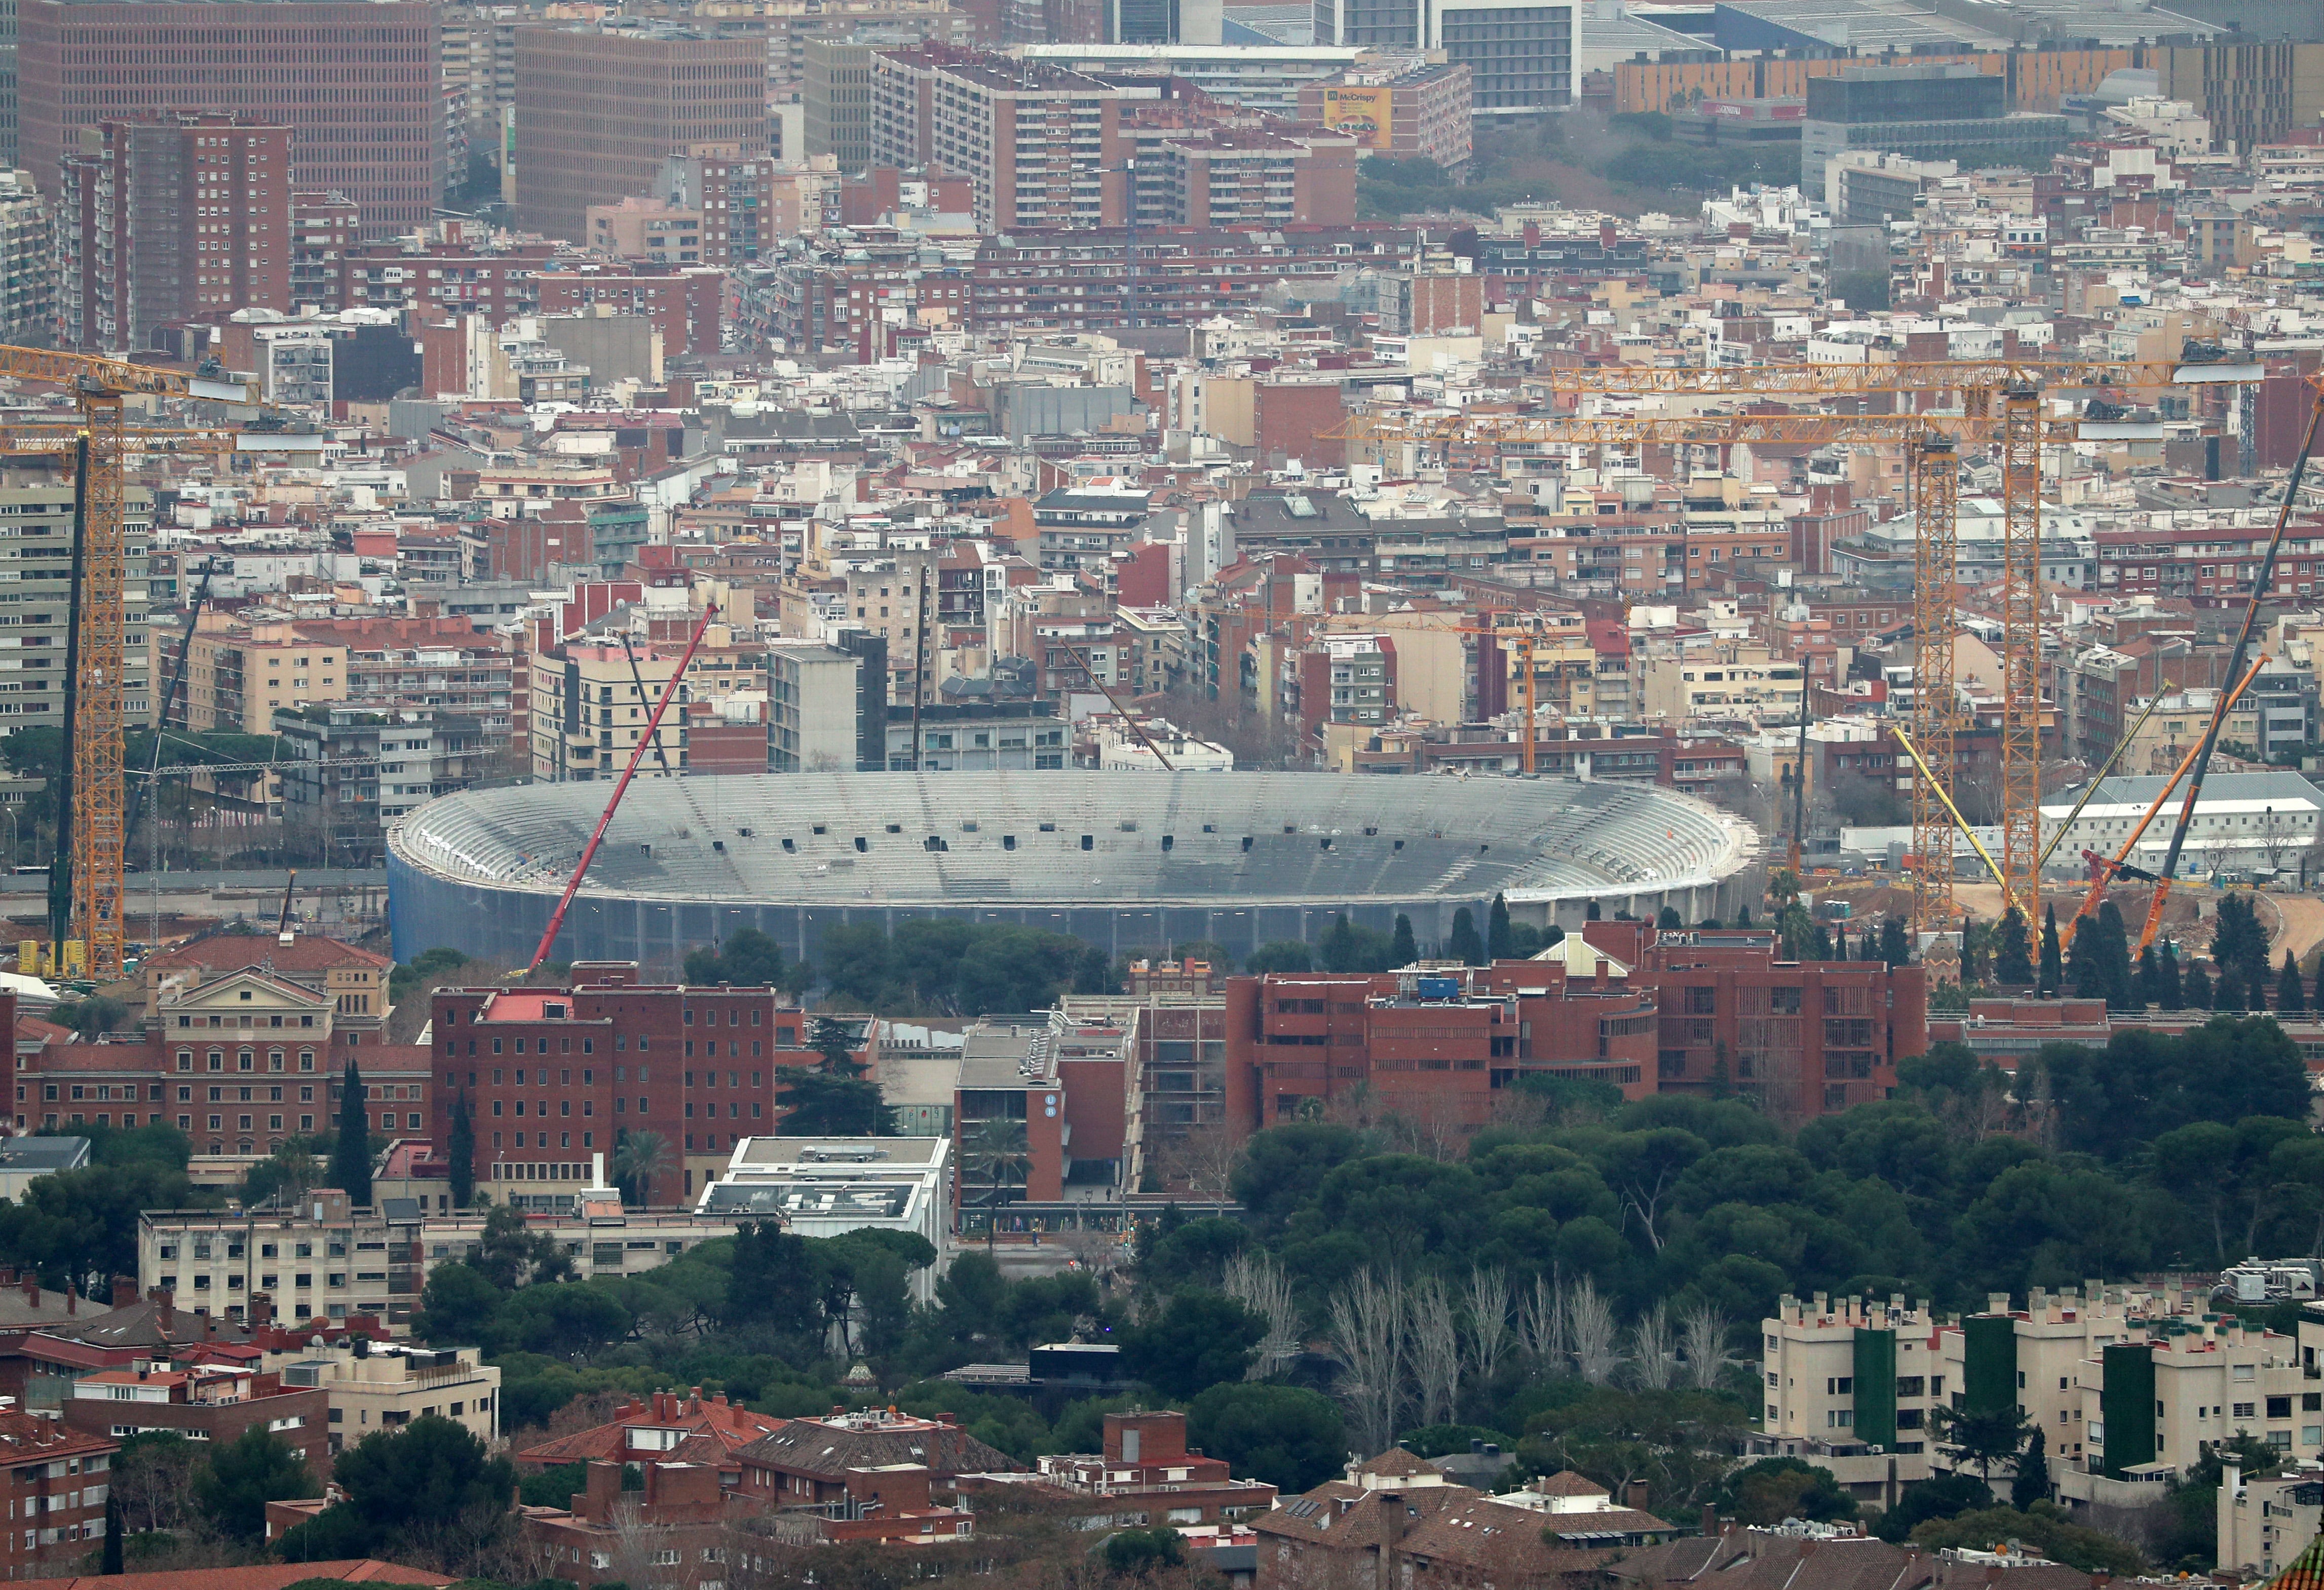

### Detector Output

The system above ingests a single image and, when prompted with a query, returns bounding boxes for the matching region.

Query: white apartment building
[2217,1457,2323,1579]
[2065,1313,2317,1509]
[1756,1284,2270,1507]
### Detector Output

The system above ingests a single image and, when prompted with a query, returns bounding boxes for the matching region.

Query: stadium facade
[387,771,1757,968]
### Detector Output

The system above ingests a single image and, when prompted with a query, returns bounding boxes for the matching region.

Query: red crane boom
[523,602,717,974]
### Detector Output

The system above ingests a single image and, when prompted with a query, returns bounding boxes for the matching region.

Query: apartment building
[530,639,740,783]
[1639,642,1806,723]
[2071,1313,2316,1501]
[512,25,768,242]
[0,475,153,731]
[870,46,1148,232]
[55,112,289,350]
[768,637,883,772]
[535,265,725,358]
[1757,1285,2323,1510]
[658,146,804,266]
[164,610,347,736]
[19,0,442,239]
[0,169,51,340]
[0,1409,113,1575]
[266,1339,499,1452]
[274,705,490,861]
[63,1356,327,1473]
[1028,1411,1277,1524]
[141,1185,741,1325]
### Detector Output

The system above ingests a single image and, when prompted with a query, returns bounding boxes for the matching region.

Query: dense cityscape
[0,2,2317,1590]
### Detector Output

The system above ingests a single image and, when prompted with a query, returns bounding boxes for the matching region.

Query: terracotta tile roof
[1402,1495,1642,1575]
[1609,1527,2099,1590]
[2263,1531,2324,1590]
[0,1407,115,1462]
[16,1014,71,1046]
[514,1390,788,1470]
[146,931,390,977]
[739,1415,1019,1480]
[1530,1471,1609,1496]
[1357,1447,1437,1478]
[1253,1480,1477,1546]
[38,1559,451,1590]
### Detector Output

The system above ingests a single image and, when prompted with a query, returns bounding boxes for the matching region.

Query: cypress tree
[1736,905,1752,927]
[1880,919,1910,969]
[1447,908,1485,966]
[2135,946,2161,1009]
[2069,914,2106,999]
[1489,894,1515,959]
[2037,904,2063,994]
[1958,915,1982,984]
[1390,914,1418,968]
[2159,941,2183,1010]
[2094,901,2136,1010]
[100,1487,122,1575]
[1994,907,2033,986]
[330,1060,371,1208]
[2216,960,2244,1012]
[1585,899,1601,921]
[2011,1426,2051,1511]
[2279,949,2306,1015]
[447,1093,475,1209]
[2182,957,2213,1010]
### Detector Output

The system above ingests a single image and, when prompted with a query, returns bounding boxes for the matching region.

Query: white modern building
[695,1135,950,1299]
[1015,44,1361,119]
[2039,769,2323,876]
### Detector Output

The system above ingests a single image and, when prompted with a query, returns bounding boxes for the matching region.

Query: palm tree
[612,1130,674,1209]
[965,1117,1031,1247]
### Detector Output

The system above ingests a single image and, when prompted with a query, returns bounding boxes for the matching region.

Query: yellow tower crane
[0,347,260,981]
[1328,354,2262,933]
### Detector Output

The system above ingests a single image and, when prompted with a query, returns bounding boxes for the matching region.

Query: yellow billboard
[1319,85,1392,150]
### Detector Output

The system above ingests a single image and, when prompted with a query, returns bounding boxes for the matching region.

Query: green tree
[725,1219,822,1340]
[466,1204,572,1290]
[1871,1473,1991,1542]
[1656,905,1683,930]
[1719,1457,1858,1525]
[1909,1508,2143,1576]
[812,1015,862,1073]
[2038,905,2063,994]
[2160,941,2184,1009]
[2094,901,2136,1010]
[447,1095,475,1209]
[2184,958,2214,1009]
[683,927,790,989]
[611,1130,673,1207]
[1186,1383,1345,1493]
[778,1065,886,1136]
[100,1486,123,1574]
[415,1262,505,1346]
[1932,1402,2029,1485]
[1246,940,1313,975]
[196,1426,317,1544]
[1102,1528,1185,1576]
[1447,907,1485,965]
[2136,946,2162,1009]
[2277,949,2305,1014]
[2011,1424,2051,1509]
[1993,907,2033,985]
[276,1415,516,1564]
[1390,914,1418,967]
[330,1060,371,1208]
[1489,894,1515,958]
[1120,1290,1264,1401]
[1879,919,1910,969]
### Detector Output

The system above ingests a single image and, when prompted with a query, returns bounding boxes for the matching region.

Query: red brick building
[18,0,442,240]
[535,265,725,357]
[61,1360,329,1476]
[55,112,291,350]
[429,967,818,1194]
[1021,1411,1276,1525]
[1222,925,1924,1136]
[734,1407,1015,1506]
[0,1409,115,1577]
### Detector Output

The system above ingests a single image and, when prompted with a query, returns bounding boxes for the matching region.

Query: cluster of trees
[1951,896,2318,1019]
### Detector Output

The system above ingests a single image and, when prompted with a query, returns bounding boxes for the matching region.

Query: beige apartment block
[266,1339,501,1453]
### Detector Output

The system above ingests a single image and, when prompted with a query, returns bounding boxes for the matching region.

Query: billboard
[1319,85,1392,150]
